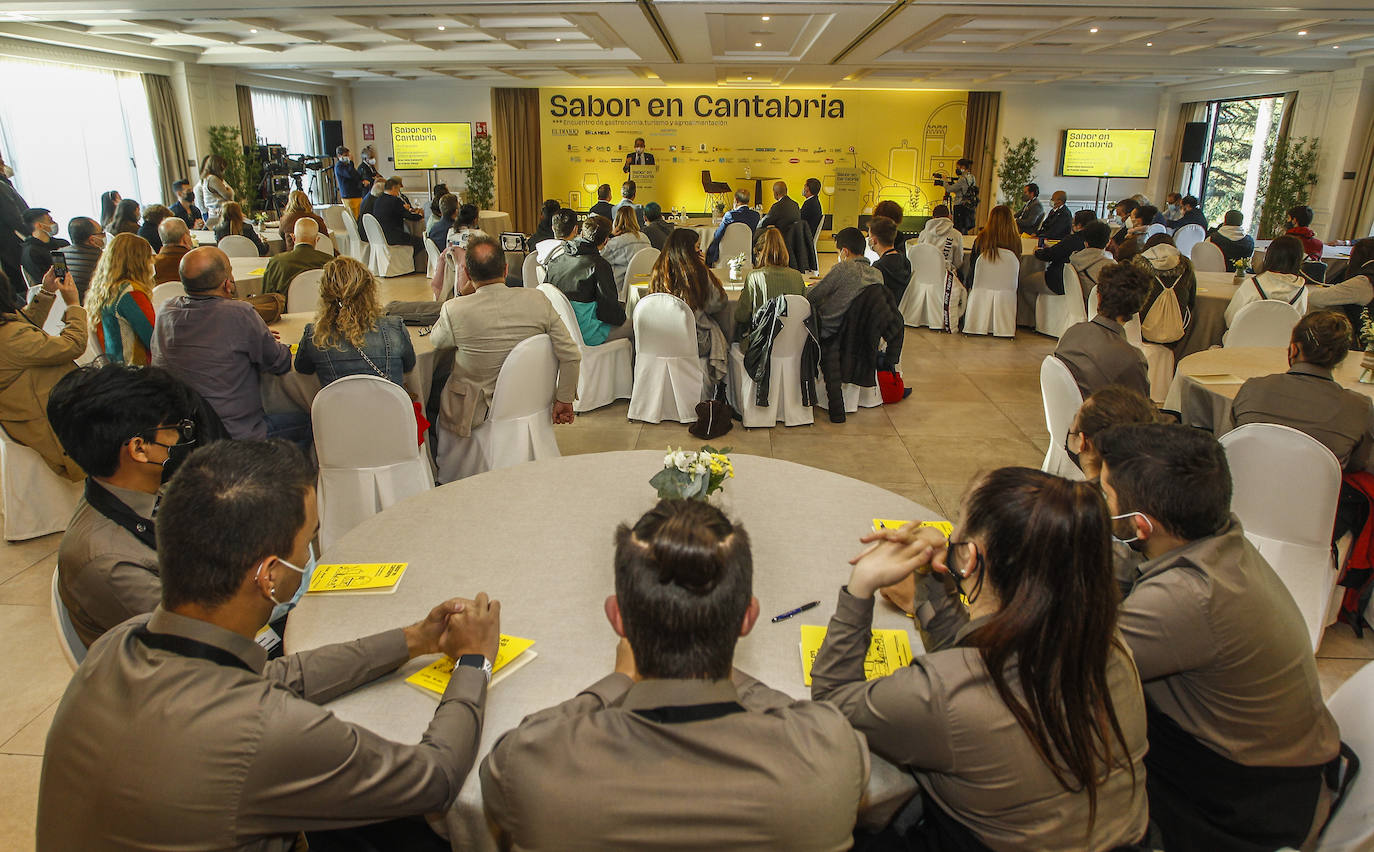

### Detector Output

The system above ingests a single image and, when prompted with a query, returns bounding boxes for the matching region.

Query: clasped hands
[848,523,951,614]
[403,594,502,663]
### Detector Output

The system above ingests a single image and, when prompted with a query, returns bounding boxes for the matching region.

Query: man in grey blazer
[1014,183,1045,235]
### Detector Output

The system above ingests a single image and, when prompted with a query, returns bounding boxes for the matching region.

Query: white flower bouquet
[650,446,734,501]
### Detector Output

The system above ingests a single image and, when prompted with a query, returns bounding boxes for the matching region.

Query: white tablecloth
[229,257,268,291]
[285,451,939,850]
[477,210,512,236]
[193,228,284,254]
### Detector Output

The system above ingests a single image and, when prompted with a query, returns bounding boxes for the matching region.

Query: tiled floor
[3,271,1371,849]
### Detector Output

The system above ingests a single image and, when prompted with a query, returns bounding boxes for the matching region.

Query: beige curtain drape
[1335,110,1374,240]
[143,74,188,203]
[311,94,331,123]
[963,92,999,228]
[1168,101,1208,195]
[235,85,256,146]
[493,88,543,233]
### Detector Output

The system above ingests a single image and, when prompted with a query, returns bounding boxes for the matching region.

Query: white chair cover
[50,566,86,670]
[1140,342,1174,403]
[437,334,561,481]
[726,295,816,427]
[361,214,414,278]
[539,284,633,412]
[1034,265,1087,339]
[628,293,707,423]
[315,234,335,256]
[322,205,346,233]
[218,234,258,258]
[1172,224,1207,258]
[0,425,82,541]
[311,375,433,550]
[1039,356,1085,480]
[1223,300,1301,348]
[624,247,659,290]
[286,268,325,314]
[901,242,964,331]
[719,223,752,265]
[963,248,1018,337]
[1320,661,1374,851]
[1219,423,1341,650]
[1190,240,1227,273]
[335,209,366,262]
[424,237,440,279]
[521,252,541,288]
[150,282,186,312]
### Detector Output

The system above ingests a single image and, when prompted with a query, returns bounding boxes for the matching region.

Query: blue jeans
[264,412,313,450]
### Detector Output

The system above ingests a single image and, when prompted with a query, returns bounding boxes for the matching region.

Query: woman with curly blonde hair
[85,232,155,364]
[293,255,415,387]
[278,190,329,250]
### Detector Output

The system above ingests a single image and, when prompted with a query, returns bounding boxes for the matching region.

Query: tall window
[250,88,317,156]
[1193,95,1288,235]
[0,58,162,233]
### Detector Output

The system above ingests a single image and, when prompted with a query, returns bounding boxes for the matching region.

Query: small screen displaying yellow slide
[391,122,472,170]
[1060,129,1155,179]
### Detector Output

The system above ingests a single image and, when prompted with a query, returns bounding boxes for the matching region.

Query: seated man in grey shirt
[47,364,200,648]
[38,439,501,850]
[1053,262,1150,400]
[1096,424,1342,851]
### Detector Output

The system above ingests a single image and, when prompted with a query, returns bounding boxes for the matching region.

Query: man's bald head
[1052,190,1067,207]
[180,247,231,293]
[159,217,190,248]
[293,217,319,247]
[772,181,787,200]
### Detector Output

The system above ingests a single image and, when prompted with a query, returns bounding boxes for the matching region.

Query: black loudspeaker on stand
[319,120,343,156]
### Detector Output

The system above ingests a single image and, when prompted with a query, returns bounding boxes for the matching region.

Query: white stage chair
[50,566,86,670]
[1034,265,1087,339]
[624,247,659,291]
[1318,662,1374,852]
[218,234,258,258]
[437,334,561,481]
[334,208,366,262]
[962,248,1019,338]
[1223,300,1301,348]
[311,375,433,550]
[539,284,633,412]
[150,282,186,311]
[424,237,440,279]
[1039,356,1085,480]
[286,268,325,314]
[1220,423,1341,650]
[0,425,82,541]
[900,242,964,330]
[361,214,414,278]
[1173,223,1207,258]
[1190,240,1227,273]
[628,293,707,424]
[719,222,753,266]
[521,252,541,288]
[315,234,335,256]
[727,295,816,427]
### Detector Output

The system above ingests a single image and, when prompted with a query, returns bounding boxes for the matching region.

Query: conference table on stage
[284,451,938,851]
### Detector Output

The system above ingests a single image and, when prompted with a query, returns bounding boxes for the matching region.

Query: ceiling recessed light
[1298,30,1308,35]
[961,40,966,44]
[1333,45,1340,49]
[249,28,257,33]
[437,25,445,31]
[1146,41,1153,46]
[761,16,770,21]
[746,75,753,80]
[1089,27,1098,33]
[555,37,561,42]
[754,42,762,47]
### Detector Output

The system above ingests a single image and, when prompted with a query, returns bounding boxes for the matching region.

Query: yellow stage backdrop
[538,88,968,224]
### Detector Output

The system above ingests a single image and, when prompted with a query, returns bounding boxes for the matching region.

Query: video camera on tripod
[247,143,327,214]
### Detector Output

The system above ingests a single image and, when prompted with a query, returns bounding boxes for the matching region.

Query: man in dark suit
[373,177,425,268]
[801,178,823,240]
[622,138,655,174]
[1037,191,1072,240]
[759,181,800,235]
[1015,183,1045,235]
[332,146,365,218]
[588,184,614,219]
[706,190,761,266]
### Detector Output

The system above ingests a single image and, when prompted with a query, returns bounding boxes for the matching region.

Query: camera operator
[933,158,979,234]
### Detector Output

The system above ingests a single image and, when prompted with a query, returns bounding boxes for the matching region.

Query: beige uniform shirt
[56,482,161,648]
[0,290,87,480]
[1053,316,1151,400]
[481,670,869,851]
[1118,517,1340,767]
[37,608,487,851]
[429,283,581,436]
[1230,362,1374,472]
[812,586,1149,852]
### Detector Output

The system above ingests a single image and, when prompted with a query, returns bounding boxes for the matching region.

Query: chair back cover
[1223,300,1301,347]
[286,268,325,314]
[218,234,257,257]
[1039,355,1085,480]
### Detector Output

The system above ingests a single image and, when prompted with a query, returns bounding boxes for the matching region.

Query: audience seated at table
[1165,195,1208,232]
[98,189,121,233]
[1131,237,1196,345]
[153,246,298,441]
[531,199,560,246]
[59,216,104,301]
[482,498,868,850]
[195,154,234,229]
[0,266,85,480]
[807,226,882,421]
[168,179,204,230]
[536,208,579,265]
[612,180,646,230]
[431,235,580,483]
[1307,237,1374,321]
[1224,234,1309,325]
[1065,385,1159,479]
[966,204,1021,287]
[358,179,384,233]
[1207,210,1255,269]
[588,183,614,220]
[649,228,729,389]
[427,193,460,250]
[48,364,200,647]
[262,219,333,298]
[545,215,629,345]
[734,226,806,350]
[915,204,963,272]
[1162,192,1183,223]
[278,190,329,251]
[603,206,651,296]
[214,201,268,257]
[1069,221,1115,302]
[801,177,823,239]
[105,198,141,237]
[37,439,498,851]
[138,204,172,252]
[1286,204,1324,260]
[1055,263,1151,400]
[867,215,910,304]
[1020,209,1097,324]
[759,180,801,235]
[1095,423,1342,850]
[21,207,69,284]
[642,202,674,251]
[1114,205,1165,258]
[153,217,194,284]
[374,177,427,269]
[295,256,416,390]
[1014,183,1044,235]
[706,189,760,267]
[87,232,156,365]
[1036,191,1072,241]
[1107,198,1139,253]
[813,470,1150,851]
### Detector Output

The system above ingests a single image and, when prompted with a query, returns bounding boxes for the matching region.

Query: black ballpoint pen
[772,601,820,623]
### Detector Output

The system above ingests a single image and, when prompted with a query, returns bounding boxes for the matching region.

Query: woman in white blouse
[1224,234,1309,326]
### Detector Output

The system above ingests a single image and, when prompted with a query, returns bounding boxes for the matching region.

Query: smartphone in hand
[50,253,69,281]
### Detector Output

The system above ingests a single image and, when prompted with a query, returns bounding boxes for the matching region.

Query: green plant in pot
[996,136,1039,208]
[463,134,495,210]
[1256,135,1319,239]
[206,125,262,214]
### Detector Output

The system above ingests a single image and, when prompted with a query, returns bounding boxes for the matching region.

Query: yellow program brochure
[306,563,408,594]
[873,519,954,537]
[799,624,912,687]
[406,635,537,696]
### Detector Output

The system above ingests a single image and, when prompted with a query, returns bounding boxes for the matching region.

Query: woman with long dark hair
[648,227,728,386]
[98,190,122,230]
[967,203,1022,287]
[813,467,1149,850]
[105,198,141,237]
[213,202,267,256]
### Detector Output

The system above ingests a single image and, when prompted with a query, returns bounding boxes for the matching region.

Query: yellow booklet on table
[799,624,912,687]
[406,635,537,695]
[873,519,954,537]
[306,562,408,594]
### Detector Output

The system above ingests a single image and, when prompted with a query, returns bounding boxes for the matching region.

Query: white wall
[349,82,494,196]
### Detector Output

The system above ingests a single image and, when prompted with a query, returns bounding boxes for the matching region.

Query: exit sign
[362,123,374,140]
[475,122,488,138]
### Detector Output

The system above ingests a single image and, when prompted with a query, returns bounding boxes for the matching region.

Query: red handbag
[877,370,906,405]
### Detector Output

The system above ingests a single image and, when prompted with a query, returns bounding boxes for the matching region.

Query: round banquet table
[1165,346,1374,434]
[1172,271,1244,360]
[1253,239,1351,281]
[476,210,512,236]
[229,256,268,291]
[193,228,285,255]
[285,451,939,850]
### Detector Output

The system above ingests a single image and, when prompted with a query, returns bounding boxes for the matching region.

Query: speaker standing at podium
[622,138,655,173]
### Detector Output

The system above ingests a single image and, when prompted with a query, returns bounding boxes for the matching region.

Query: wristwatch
[456,654,493,683]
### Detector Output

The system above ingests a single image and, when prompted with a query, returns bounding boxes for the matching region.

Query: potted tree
[1256,136,1320,239]
[463,134,495,211]
[996,137,1039,207]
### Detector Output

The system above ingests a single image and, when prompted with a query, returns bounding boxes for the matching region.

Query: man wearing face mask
[1096,423,1342,852]
[933,158,977,234]
[20,207,70,284]
[622,137,655,173]
[333,146,364,219]
[38,439,501,851]
[169,179,205,229]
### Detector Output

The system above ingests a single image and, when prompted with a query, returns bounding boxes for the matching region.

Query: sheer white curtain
[0,58,162,234]
[249,88,318,156]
